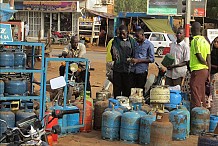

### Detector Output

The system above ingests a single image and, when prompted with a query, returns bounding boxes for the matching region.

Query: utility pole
[184,0,191,45]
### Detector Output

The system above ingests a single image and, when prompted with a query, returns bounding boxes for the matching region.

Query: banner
[0,24,13,43]
[147,0,178,15]
[177,0,206,17]
[21,1,78,12]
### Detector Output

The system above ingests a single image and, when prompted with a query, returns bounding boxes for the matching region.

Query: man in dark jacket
[111,25,135,98]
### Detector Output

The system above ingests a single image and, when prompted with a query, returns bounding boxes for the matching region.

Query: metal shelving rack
[0,41,45,120]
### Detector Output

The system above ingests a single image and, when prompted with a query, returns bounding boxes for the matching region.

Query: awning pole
[105,18,109,47]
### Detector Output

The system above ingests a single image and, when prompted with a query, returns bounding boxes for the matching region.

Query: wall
[80,0,110,13]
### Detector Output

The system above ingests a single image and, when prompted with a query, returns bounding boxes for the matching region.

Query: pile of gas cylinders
[97,86,218,146]
[0,50,28,97]
[0,101,36,136]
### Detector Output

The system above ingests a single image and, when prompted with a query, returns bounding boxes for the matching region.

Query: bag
[205,81,211,96]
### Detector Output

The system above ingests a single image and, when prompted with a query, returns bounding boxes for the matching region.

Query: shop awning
[141,19,174,34]
[86,9,115,19]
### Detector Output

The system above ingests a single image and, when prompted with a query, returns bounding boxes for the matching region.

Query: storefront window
[52,13,58,32]
[60,12,72,31]
[44,13,50,37]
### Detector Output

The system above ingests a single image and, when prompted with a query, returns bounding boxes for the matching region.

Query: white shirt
[24,24,29,37]
[63,43,86,58]
[166,40,190,79]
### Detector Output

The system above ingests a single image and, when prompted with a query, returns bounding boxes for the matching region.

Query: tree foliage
[207,0,218,19]
[114,0,147,14]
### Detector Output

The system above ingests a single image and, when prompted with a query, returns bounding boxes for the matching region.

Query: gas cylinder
[93,100,108,130]
[0,80,4,96]
[150,112,173,146]
[179,105,190,137]
[104,107,124,114]
[0,52,14,68]
[209,115,218,133]
[150,85,170,104]
[77,101,93,132]
[198,133,218,146]
[4,79,27,95]
[50,102,65,134]
[169,107,187,140]
[95,90,111,101]
[16,101,35,122]
[47,134,53,146]
[191,106,210,135]
[45,111,58,142]
[139,114,156,144]
[65,103,79,133]
[0,102,15,136]
[101,106,122,140]
[14,52,26,69]
[120,107,145,143]
[165,90,182,110]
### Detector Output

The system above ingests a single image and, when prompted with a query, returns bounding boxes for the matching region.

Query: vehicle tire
[157,47,164,57]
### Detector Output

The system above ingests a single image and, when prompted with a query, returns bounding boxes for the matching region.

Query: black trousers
[132,71,148,94]
[113,71,133,98]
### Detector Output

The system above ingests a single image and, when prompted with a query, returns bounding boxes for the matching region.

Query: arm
[131,43,155,64]
[62,44,70,57]
[206,54,211,73]
[78,43,86,58]
[196,53,207,65]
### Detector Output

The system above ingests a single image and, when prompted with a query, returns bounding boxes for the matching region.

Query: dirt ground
[36,45,198,146]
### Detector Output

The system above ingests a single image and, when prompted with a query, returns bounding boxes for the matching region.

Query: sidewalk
[52,44,106,52]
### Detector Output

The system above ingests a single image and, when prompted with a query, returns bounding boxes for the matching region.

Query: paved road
[51,49,162,65]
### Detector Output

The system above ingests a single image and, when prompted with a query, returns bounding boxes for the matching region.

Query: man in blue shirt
[129,28,155,92]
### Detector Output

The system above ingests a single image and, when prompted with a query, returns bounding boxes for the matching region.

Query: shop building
[14,0,114,39]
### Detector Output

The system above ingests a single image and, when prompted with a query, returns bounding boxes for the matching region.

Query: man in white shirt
[165,28,190,86]
[62,36,86,58]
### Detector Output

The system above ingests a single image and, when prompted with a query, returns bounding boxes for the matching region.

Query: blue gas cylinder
[120,108,143,143]
[179,105,190,137]
[16,101,35,122]
[191,106,210,135]
[101,107,122,140]
[139,114,156,144]
[169,107,187,140]
[4,79,27,95]
[209,115,218,133]
[50,103,65,134]
[105,107,124,114]
[165,90,182,110]
[65,104,79,133]
[0,52,14,68]
[108,98,120,108]
[0,80,4,96]
[0,102,15,136]
[14,52,26,69]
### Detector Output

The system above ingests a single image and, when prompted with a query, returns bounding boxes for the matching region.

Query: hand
[167,65,174,70]
[130,58,139,64]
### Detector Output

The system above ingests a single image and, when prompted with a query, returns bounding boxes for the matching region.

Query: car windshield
[167,34,176,42]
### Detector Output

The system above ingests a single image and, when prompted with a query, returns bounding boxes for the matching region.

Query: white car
[144,32,176,57]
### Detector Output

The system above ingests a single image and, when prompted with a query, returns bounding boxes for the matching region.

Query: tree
[114,0,147,14]
[207,0,218,19]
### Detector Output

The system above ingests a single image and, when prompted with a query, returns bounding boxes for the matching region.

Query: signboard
[147,0,178,15]
[207,29,218,43]
[177,0,206,17]
[0,24,13,44]
[21,1,78,12]
[148,0,206,17]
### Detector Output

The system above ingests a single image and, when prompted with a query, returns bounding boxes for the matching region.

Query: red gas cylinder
[45,112,58,142]
[77,101,93,132]
[47,134,53,146]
